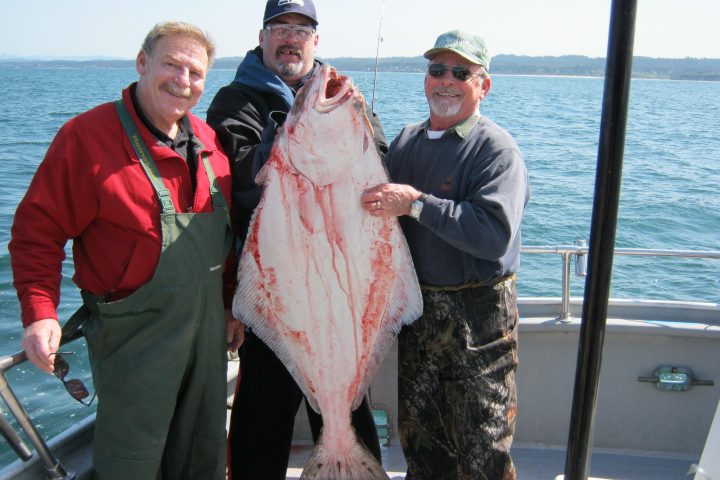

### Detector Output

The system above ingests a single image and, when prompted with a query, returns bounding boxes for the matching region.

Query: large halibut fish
[233,65,422,479]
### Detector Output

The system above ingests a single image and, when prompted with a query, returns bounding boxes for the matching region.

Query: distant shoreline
[2,54,719,81]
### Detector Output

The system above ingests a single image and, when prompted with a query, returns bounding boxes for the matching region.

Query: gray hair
[141,21,216,66]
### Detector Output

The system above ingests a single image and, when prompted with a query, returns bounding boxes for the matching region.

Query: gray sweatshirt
[387,113,530,287]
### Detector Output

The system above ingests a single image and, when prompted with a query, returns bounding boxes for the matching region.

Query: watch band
[409,193,428,220]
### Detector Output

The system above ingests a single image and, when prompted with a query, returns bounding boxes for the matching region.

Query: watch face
[410,200,423,219]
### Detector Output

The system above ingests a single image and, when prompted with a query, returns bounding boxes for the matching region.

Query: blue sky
[1,0,718,60]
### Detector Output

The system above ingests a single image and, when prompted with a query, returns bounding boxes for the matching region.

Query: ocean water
[0,66,718,467]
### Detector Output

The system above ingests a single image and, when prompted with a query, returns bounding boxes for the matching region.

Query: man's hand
[225,310,245,352]
[22,319,62,374]
[361,183,422,217]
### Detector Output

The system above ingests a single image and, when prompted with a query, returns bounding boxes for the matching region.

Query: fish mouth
[315,66,354,113]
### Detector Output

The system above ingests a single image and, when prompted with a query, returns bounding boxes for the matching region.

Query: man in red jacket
[9,21,240,479]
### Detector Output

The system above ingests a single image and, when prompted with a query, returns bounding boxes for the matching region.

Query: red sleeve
[9,122,100,326]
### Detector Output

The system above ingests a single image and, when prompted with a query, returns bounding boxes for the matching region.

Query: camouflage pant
[398,277,519,480]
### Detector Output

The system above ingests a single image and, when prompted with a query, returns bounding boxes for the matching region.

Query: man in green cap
[362,29,530,479]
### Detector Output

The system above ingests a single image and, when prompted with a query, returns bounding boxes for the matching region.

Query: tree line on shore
[2,54,719,81]
[317,55,720,81]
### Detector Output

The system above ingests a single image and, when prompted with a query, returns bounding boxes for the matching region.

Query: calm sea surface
[0,67,718,466]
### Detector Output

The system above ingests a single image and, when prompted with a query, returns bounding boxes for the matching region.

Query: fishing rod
[370,0,386,112]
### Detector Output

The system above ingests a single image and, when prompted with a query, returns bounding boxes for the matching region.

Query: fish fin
[304,390,321,415]
[254,158,271,185]
[301,430,389,480]
[233,219,320,409]
[352,250,423,411]
[233,249,317,407]
[363,110,375,139]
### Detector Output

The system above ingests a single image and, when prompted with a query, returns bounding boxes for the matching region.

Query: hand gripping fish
[233,64,423,479]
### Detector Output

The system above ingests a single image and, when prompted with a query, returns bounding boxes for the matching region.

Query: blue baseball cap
[263,0,318,27]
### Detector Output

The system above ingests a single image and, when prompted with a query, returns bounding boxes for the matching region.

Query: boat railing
[2,243,719,476]
[0,335,82,479]
[521,241,720,322]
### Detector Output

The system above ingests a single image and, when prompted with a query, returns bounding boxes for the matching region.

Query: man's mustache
[275,45,303,59]
[431,86,462,97]
[161,82,192,99]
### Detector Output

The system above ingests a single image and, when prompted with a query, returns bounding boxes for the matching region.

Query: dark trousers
[228,333,382,480]
[399,278,519,480]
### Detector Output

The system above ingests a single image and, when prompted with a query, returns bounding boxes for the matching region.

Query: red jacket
[10,85,234,326]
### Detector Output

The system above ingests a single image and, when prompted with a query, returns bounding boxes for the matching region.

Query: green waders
[77,100,232,479]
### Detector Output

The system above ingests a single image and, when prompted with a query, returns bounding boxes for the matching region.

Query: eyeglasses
[51,352,96,406]
[427,63,483,82]
[265,24,315,42]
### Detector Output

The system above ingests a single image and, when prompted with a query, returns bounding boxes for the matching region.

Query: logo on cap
[279,0,305,5]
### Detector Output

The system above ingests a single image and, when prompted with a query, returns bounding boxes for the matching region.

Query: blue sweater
[387,113,530,287]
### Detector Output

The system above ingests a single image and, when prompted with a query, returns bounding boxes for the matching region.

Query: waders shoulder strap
[200,154,229,221]
[114,99,176,215]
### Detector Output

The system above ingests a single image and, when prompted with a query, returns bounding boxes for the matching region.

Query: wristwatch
[408,193,428,220]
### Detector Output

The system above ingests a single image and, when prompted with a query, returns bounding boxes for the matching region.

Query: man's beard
[274,45,305,78]
[428,88,463,118]
[277,59,305,78]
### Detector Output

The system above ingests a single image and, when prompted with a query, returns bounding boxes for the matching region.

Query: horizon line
[2,53,720,62]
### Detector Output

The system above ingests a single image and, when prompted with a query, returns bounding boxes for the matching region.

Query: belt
[420,274,516,292]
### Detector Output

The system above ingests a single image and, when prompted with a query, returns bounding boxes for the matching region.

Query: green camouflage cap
[423,29,491,70]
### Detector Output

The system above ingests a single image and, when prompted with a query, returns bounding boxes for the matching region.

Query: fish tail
[300,434,389,480]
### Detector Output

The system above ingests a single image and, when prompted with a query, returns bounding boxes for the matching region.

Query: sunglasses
[265,24,315,42]
[427,63,483,82]
[51,352,96,406]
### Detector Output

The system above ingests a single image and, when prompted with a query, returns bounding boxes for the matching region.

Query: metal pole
[1,347,79,479]
[563,0,637,478]
[0,370,74,478]
[559,252,572,322]
[0,407,32,461]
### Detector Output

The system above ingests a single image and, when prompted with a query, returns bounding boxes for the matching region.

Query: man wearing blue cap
[362,30,530,479]
[207,1,385,478]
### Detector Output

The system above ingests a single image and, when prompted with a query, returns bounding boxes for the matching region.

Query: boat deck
[285,441,696,480]
[0,345,708,480]
[1,296,716,480]
[275,296,719,480]
[0,421,698,480]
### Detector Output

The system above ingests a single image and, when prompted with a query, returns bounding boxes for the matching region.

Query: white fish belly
[235,145,420,416]
[233,64,422,478]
